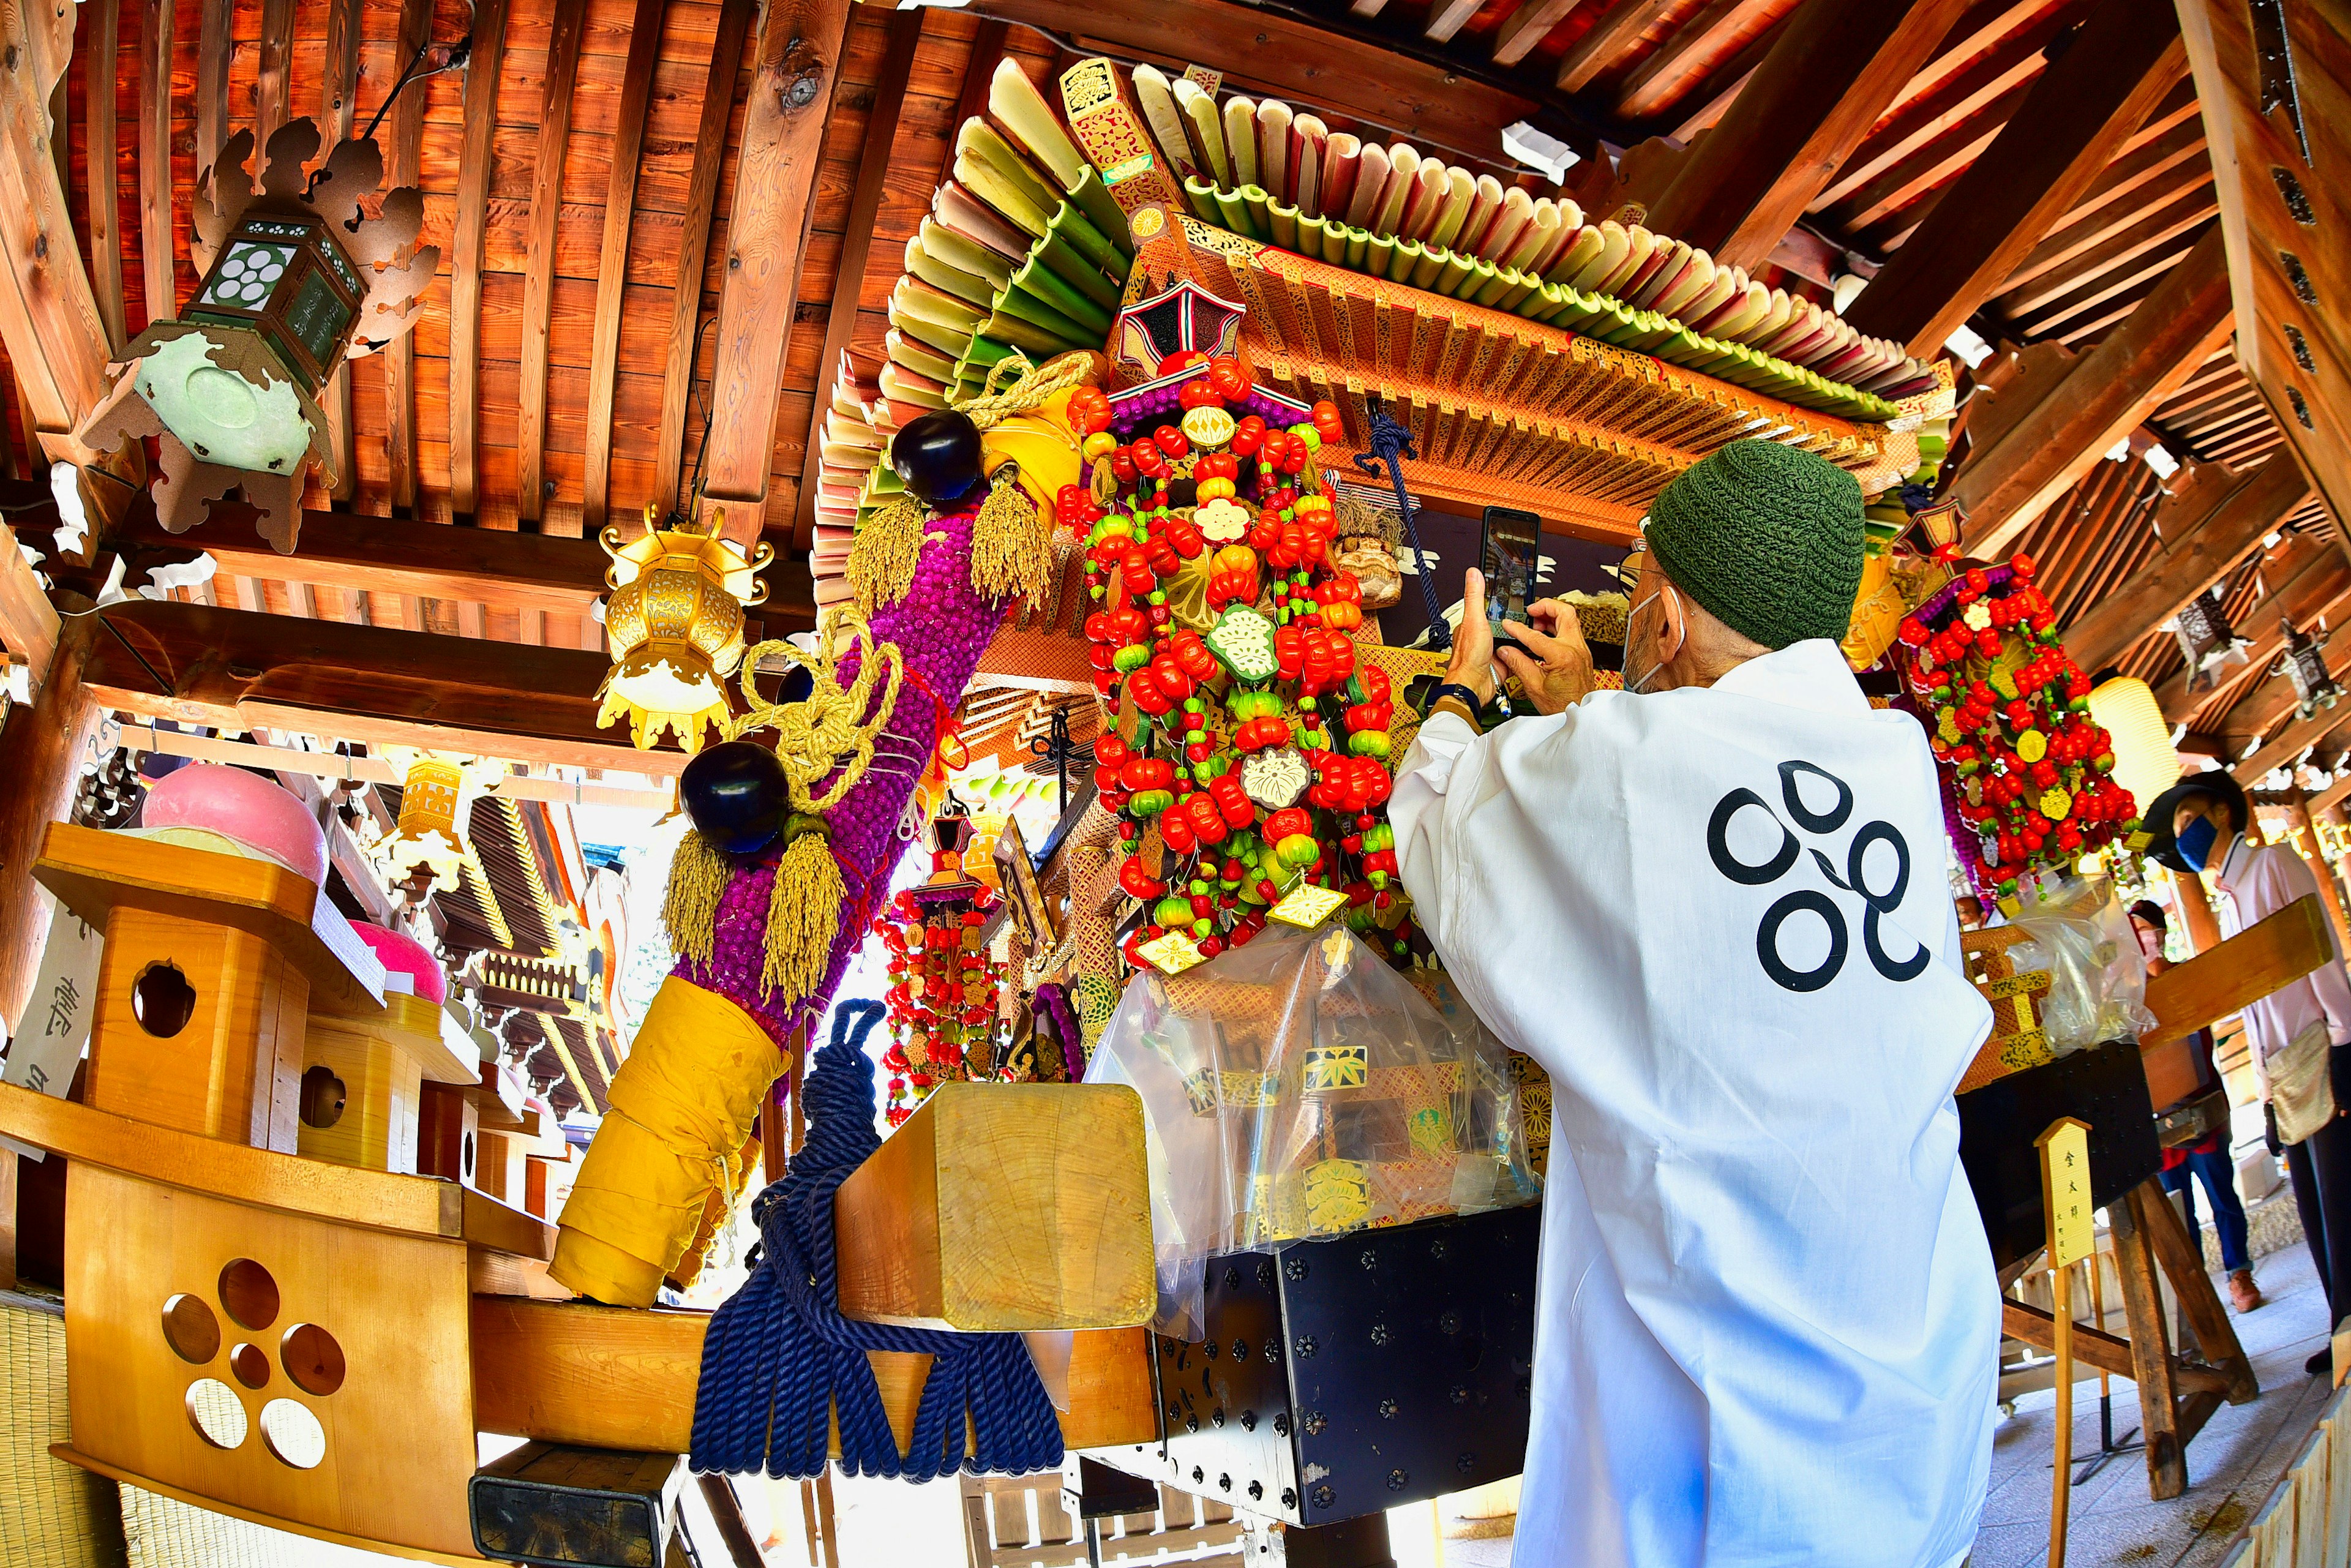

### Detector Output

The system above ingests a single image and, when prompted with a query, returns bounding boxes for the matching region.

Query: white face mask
[1624,566,1679,696]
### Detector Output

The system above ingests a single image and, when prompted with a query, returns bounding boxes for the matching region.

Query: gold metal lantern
[597,506,775,752]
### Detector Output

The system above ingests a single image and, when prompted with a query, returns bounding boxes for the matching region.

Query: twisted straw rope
[727,608,907,814]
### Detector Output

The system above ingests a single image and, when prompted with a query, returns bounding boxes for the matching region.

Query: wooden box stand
[299,993,481,1174]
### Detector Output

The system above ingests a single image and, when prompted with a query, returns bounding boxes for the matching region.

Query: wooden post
[2105,1186,2188,1497]
[2286,790,2351,955]
[2038,1116,2093,1567]
[2167,868,2224,958]
[0,617,94,1035]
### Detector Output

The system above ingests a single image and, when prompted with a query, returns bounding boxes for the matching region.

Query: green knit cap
[1644,439,1865,650]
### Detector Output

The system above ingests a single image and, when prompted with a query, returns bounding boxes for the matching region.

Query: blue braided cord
[689,999,1065,1482]
[1351,398,1451,651]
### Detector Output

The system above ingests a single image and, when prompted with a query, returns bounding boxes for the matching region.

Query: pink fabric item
[141,763,329,887]
[352,923,448,1005]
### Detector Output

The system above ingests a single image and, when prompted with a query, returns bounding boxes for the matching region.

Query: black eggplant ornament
[680,740,789,855]
[890,410,986,507]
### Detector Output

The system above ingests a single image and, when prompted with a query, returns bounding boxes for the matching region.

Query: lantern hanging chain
[336,32,474,176]
[1351,397,1450,651]
[675,313,726,527]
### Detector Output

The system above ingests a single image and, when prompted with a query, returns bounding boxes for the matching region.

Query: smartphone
[1480,506,1543,627]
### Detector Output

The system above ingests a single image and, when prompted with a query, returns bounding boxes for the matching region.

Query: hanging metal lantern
[2282,615,2342,718]
[2172,588,2248,692]
[372,748,504,892]
[596,505,774,753]
[75,120,440,553]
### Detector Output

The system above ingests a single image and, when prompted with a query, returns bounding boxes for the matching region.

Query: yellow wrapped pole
[549,977,790,1305]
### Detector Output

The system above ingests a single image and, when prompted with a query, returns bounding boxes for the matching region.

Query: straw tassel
[969,467,1053,606]
[662,830,730,969]
[847,493,924,612]
[762,817,844,1006]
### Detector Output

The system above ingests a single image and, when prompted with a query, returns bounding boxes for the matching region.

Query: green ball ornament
[1149,590,1167,606]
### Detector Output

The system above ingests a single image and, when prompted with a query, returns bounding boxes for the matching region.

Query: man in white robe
[1391,440,1997,1567]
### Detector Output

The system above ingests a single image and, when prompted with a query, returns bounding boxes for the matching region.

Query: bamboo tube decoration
[1593,224,1654,296]
[1627,241,1689,308]
[1320,131,1360,223]
[1455,174,1505,258]
[1526,198,1583,277]
[1669,257,1734,326]
[1370,143,1417,238]
[1344,141,1388,230]
[1293,115,1327,219]
[1479,187,1534,267]
[1131,66,1198,184]
[1425,167,1476,250]
[905,234,994,309]
[886,327,954,383]
[989,59,1089,191]
[1257,99,1292,206]
[1223,95,1259,191]
[1501,198,1558,274]
[1175,78,1231,189]
[918,217,1014,289]
[960,122,1067,219]
[936,184,1032,263]
[1695,274,1764,336]
[1400,160,1449,241]
[1546,223,1607,286]
[1618,230,1679,302]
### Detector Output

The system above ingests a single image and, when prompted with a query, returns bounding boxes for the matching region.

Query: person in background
[2129,898,2261,1313]
[2140,770,2351,1375]
[1955,893,1987,930]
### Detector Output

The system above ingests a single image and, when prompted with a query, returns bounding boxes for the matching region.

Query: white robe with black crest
[1392,639,1996,1568]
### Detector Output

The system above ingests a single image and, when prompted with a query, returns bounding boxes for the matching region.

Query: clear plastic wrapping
[2004,873,2157,1054]
[1082,923,1540,1339]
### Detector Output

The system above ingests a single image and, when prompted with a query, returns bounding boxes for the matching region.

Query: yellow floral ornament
[2039,786,2073,820]
[1196,496,1251,544]
[1180,405,1237,449]
[2015,730,2046,762]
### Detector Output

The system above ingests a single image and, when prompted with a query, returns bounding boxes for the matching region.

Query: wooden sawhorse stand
[2001,1176,2259,1499]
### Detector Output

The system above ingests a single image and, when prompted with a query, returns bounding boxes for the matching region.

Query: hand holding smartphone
[1480,506,1542,629]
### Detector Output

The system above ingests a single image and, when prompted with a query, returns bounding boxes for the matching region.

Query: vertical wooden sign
[2038,1115,2093,1568]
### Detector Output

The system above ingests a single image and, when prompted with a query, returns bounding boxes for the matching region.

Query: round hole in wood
[298,1065,347,1130]
[229,1341,271,1390]
[132,962,197,1038]
[185,1378,248,1449]
[161,1294,220,1364]
[461,1130,475,1180]
[279,1323,345,1397]
[259,1398,326,1469]
[217,1258,280,1332]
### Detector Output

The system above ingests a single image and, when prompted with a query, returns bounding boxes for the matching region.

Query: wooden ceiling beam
[383,0,433,516]
[1423,0,1490,48]
[582,0,667,538]
[518,0,588,531]
[653,0,755,530]
[448,0,511,521]
[698,0,856,541]
[1996,152,2211,301]
[1996,186,2216,318]
[1640,0,1974,272]
[193,0,230,171]
[2230,670,2351,786]
[1490,0,1579,67]
[2012,230,2205,339]
[1954,226,2233,558]
[2063,451,2314,674]
[81,601,691,778]
[790,8,920,553]
[1824,80,2026,238]
[1553,0,1678,91]
[1840,0,2188,356]
[2154,546,2351,721]
[84,0,125,354]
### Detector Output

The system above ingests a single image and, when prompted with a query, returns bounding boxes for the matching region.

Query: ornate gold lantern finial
[597,504,776,754]
[370,748,506,896]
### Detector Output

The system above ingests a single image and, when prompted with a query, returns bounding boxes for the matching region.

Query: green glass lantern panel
[198,240,298,312]
[284,269,353,367]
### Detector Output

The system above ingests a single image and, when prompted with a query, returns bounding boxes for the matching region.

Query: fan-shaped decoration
[73,120,441,554]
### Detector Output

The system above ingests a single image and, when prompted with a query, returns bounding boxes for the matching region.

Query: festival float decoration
[74,121,440,552]
[1893,557,2142,901]
[874,809,1008,1124]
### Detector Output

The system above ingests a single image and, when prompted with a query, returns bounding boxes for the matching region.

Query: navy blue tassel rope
[1352,396,1452,651]
[689,999,1064,1481]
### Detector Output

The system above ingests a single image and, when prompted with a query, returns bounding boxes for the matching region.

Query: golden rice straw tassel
[662,830,730,969]
[762,817,843,1007]
[847,492,924,612]
[969,468,1054,605]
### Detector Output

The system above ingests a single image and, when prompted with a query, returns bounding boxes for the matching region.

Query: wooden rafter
[1842,0,2188,355]
[1422,0,1487,47]
[790,7,921,553]
[255,0,294,146]
[518,0,588,531]
[383,0,432,516]
[1614,0,1759,119]
[318,0,363,502]
[583,0,669,536]
[448,0,511,522]
[82,0,124,354]
[2062,451,2314,674]
[1641,0,1975,272]
[135,0,173,327]
[193,0,230,174]
[1490,0,1578,67]
[2153,548,2351,721]
[699,0,857,539]
[1553,0,1679,92]
[1954,227,2234,557]
[0,0,110,460]
[654,0,756,530]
